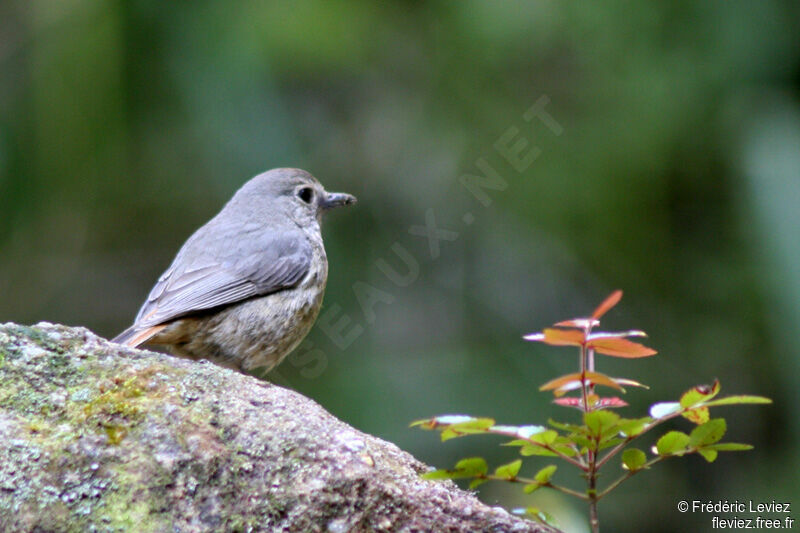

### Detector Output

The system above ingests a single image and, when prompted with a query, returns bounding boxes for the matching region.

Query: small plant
[412,291,771,532]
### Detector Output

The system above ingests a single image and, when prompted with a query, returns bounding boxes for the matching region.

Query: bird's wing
[133,223,312,328]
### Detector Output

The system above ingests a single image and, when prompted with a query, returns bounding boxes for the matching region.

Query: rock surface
[0,323,558,533]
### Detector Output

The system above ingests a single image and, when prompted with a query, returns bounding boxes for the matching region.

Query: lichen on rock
[0,322,558,532]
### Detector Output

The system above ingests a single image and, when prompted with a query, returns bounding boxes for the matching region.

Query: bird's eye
[297,187,314,204]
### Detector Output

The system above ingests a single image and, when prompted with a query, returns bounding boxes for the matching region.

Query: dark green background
[1,2,798,531]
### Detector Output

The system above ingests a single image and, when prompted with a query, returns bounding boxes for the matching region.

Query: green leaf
[469,478,488,489]
[689,419,726,447]
[598,437,625,450]
[523,483,541,494]
[441,418,496,441]
[410,418,435,428]
[520,444,558,457]
[617,417,652,437]
[454,457,488,477]
[529,429,558,445]
[656,431,691,455]
[703,395,772,407]
[411,414,475,429]
[517,507,560,528]
[494,459,522,480]
[584,410,620,436]
[703,442,754,452]
[680,380,720,407]
[570,435,593,449]
[422,469,455,480]
[422,457,490,481]
[622,448,647,471]
[534,465,557,483]
[548,419,584,433]
[697,448,718,462]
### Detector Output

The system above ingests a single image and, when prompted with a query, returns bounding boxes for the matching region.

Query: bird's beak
[320,191,357,210]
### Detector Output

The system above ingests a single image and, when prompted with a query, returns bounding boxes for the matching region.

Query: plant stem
[546,482,589,500]
[587,437,600,533]
[589,497,600,533]
[597,456,666,499]
[580,342,590,413]
[487,475,590,500]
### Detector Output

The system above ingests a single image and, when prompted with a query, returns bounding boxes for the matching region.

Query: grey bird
[113,168,356,373]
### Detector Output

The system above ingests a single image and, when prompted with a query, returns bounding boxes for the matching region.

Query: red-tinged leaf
[410,418,437,429]
[553,396,629,410]
[682,406,709,425]
[542,328,586,346]
[588,337,657,358]
[539,371,624,396]
[595,397,629,408]
[552,397,584,408]
[592,290,623,319]
[553,318,599,328]
[680,380,721,407]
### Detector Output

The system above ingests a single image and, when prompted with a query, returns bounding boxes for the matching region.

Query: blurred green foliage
[1,2,798,531]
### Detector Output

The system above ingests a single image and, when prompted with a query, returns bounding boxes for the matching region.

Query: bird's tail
[111,323,166,347]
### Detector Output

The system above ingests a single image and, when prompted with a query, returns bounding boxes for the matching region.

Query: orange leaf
[588,337,657,358]
[539,372,584,392]
[539,371,624,394]
[541,328,586,346]
[582,371,626,391]
[592,290,623,319]
[553,318,599,329]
